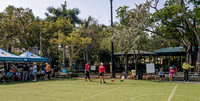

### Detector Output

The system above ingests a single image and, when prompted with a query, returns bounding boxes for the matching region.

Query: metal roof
[114,50,156,56]
[152,46,185,56]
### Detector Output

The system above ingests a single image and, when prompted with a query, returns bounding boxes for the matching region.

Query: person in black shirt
[23,64,29,82]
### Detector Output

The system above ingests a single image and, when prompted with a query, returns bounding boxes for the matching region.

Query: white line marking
[80,86,122,101]
[167,84,178,101]
[130,94,200,101]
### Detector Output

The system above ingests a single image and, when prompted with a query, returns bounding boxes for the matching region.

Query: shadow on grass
[0,78,80,85]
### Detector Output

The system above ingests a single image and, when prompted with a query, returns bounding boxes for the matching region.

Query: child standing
[169,67,174,82]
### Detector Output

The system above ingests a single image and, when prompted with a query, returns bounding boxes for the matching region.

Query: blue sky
[0,0,165,26]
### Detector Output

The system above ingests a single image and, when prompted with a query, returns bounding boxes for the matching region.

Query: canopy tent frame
[18,51,49,62]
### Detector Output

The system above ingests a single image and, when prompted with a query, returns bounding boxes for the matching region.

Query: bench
[155,72,168,80]
[155,72,200,80]
[54,72,72,78]
[188,72,200,80]
[155,72,184,80]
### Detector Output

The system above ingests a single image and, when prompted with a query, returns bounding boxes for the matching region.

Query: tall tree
[56,27,92,70]
[114,3,150,72]
[147,0,200,65]
[0,5,40,52]
[45,1,81,25]
[80,16,106,62]
[45,1,81,66]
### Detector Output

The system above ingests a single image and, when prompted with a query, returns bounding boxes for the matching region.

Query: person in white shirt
[31,63,37,82]
[16,70,21,81]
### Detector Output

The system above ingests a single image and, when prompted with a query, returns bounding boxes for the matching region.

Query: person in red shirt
[99,62,106,84]
[12,67,17,82]
[85,61,92,82]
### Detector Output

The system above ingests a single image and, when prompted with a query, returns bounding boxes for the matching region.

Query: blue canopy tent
[19,51,49,62]
[0,49,24,61]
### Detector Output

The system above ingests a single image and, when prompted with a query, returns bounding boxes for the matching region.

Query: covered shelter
[114,50,157,56]
[152,46,185,56]
[0,49,25,73]
[0,49,24,62]
[114,50,157,72]
[152,46,186,71]
[19,51,49,62]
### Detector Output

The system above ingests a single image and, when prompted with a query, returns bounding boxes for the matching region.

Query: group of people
[1,60,196,83]
[159,60,194,82]
[84,62,106,84]
[0,62,52,83]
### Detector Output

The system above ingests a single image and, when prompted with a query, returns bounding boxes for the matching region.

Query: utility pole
[110,0,115,78]
[40,32,42,56]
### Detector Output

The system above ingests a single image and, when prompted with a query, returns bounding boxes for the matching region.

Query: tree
[0,5,40,52]
[80,16,107,62]
[40,20,60,65]
[45,1,81,25]
[114,3,151,72]
[111,25,141,72]
[147,0,200,65]
[56,26,92,70]
[45,1,81,66]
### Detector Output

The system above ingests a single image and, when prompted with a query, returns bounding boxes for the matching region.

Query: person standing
[109,62,112,74]
[99,62,106,84]
[172,65,178,76]
[85,62,92,82]
[172,65,178,80]
[0,70,6,83]
[45,63,52,80]
[12,67,17,82]
[31,63,37,82]
[23,64,29,82]
[182,60,194,82]
[169,67,174,82]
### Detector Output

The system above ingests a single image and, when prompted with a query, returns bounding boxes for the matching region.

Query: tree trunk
[86,44,89,61]
[124,53,128,73]
[134,59,137,72]
[180,0,200,67]
[69,46,74,71]
[69,53,73,72]
[63,45,66,67]
[39,33,42,56]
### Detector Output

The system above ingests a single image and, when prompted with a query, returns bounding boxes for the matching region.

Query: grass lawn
[0,78,200,101]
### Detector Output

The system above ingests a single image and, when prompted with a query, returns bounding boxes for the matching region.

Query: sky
[0,0,165,26]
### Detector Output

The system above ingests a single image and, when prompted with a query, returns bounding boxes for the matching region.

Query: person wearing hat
[182,60,194,82]
[59,66,67,77]
[172,65,178,77]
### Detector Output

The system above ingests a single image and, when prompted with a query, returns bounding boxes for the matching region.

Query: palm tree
[45,1,82,68]
[45,1,81,25]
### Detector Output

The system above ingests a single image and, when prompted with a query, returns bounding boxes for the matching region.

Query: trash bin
[138,71,143,80]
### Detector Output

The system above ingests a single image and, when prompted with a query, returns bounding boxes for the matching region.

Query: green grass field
[0,78,200,101]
